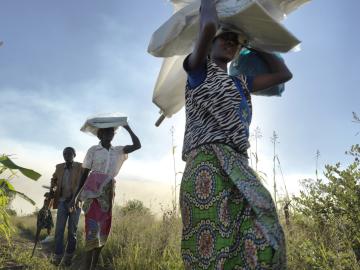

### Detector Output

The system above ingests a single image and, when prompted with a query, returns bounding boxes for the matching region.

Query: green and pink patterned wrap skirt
[180,144,286,269]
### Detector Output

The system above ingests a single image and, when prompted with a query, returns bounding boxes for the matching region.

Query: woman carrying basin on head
[70,115,141,270]
[179,0,293,269]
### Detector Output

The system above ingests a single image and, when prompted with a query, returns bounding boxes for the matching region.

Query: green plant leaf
[0,179,36,205]
[0,156,41,180]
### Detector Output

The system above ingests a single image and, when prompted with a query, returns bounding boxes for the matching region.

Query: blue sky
[0,0,359,213]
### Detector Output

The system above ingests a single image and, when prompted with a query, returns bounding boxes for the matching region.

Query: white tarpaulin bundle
[171,0,309,20]
[80,113,128,136]
[150,0,310,120]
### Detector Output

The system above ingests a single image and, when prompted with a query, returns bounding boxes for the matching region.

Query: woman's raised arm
[186,0,219,72]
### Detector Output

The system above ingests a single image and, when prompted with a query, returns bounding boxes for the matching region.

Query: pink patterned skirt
[85,199,112,251]
[81,172,114,251]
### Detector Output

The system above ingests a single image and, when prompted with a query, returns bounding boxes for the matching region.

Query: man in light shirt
[49,147,83,266]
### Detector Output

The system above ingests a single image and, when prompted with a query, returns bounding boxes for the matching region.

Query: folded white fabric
[80,113,128,136]
[172,0,309,20]
[148,0,308,57]
[150,0,310,119]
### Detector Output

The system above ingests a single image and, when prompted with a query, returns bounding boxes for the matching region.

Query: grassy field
[2,205,183,270]
[2,194,360,269]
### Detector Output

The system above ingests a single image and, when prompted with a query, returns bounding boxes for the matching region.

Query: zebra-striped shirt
[182,59,252,161]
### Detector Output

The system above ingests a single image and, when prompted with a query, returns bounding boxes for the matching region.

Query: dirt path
[0,231,53,270]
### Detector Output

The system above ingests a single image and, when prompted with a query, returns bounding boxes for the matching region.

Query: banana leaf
[0,179,36,205]
[0,156,41,180]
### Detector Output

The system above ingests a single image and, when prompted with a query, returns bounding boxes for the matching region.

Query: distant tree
[120,199,151,216]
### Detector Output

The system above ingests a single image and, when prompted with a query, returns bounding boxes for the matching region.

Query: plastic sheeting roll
[152,55,187,117]
[150,0,310,120]
[171,0,310,19]
[148,0,304,57]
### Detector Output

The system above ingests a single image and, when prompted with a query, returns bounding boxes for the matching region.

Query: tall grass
[99,208,182,270]
[285,213,360,270]
[6,189,360,270]
[8,206,183,270]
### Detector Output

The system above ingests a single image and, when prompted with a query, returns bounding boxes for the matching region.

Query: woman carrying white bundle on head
[70,114,141,270]
[179,0,293,269]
